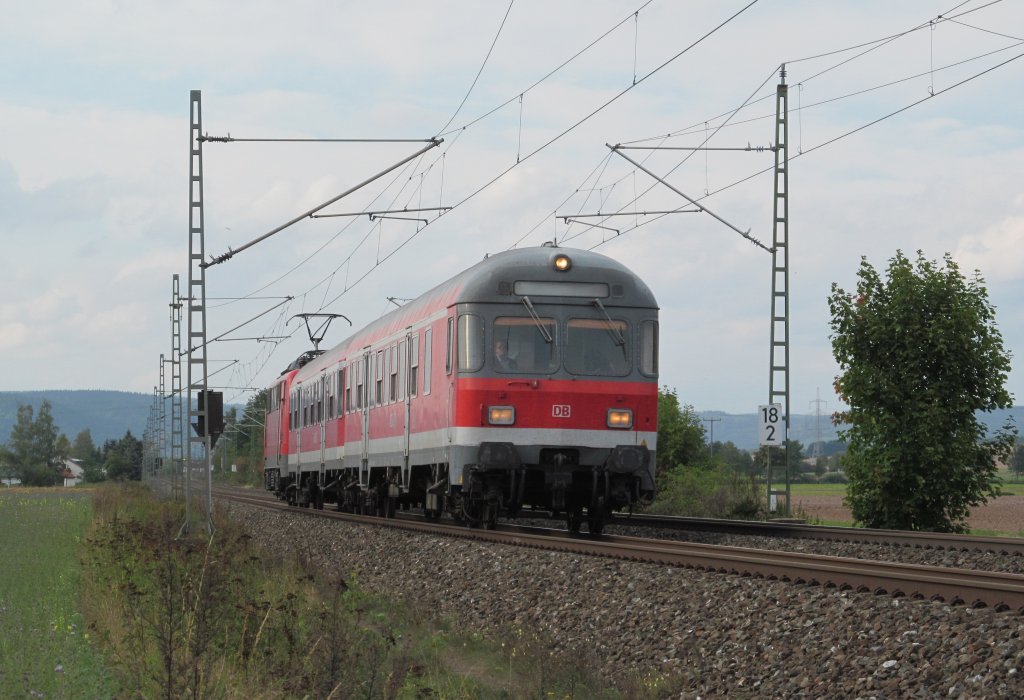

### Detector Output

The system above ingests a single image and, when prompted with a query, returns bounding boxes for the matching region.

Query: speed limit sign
[758,404,783,446]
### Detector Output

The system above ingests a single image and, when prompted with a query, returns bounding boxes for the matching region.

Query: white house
[62,458,85,487]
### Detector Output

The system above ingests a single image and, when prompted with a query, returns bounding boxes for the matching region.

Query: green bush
[648,463,764,519]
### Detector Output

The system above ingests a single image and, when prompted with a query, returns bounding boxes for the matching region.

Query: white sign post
[759,403,785,514]
[758,404,783,446]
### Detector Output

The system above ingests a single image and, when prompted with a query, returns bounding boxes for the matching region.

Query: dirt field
[792,493,1024,534]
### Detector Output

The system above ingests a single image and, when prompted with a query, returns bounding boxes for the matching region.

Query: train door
[275,383,283,467]
[403,331,413,486]
[360,350,371,485]
[319,372,327,488]
[444,315,455,462]
[295,384,302,474]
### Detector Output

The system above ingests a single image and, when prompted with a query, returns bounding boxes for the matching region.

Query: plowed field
[792,492,1024,534]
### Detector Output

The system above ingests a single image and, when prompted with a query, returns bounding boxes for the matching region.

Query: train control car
[263,243,659,534]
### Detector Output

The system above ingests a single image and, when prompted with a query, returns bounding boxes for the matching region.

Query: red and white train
[263,244,658,533]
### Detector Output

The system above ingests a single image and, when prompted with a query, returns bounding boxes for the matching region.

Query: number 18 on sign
[758,404,783,446]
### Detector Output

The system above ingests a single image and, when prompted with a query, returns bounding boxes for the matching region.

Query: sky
[2,0,1023,418]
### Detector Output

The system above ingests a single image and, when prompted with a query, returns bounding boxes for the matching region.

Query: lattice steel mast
[170,274,184,500]
[158,354,166,478]
[767,66,791,515]
[185,90,213,535]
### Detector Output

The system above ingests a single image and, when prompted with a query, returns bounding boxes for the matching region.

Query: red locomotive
[263,244,658,533]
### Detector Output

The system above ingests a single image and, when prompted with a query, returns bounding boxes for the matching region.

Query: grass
[0,488,120,698]
[75,482,654,699]
[786,482,848,497]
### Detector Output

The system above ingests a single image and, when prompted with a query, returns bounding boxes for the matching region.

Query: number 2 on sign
[758,404,782,446]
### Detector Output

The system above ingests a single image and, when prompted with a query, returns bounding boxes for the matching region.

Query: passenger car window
[457,314,484,372]
[640,320,658,376]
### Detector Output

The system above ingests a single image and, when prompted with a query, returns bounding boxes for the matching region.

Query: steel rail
[611,512,1024,555]
[213,488,1024,614]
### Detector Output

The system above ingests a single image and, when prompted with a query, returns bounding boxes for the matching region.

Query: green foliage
[656,387,706,476]
[71,428,100,466]
[0,491,120,697]
[649,461,763,519]
[3,400,62,485]
[80,485,628,698]
[1010,443,1024,477]
[214,389,267,486]
[752,439,806,478]
[829,250,1017,532]
[709,440,755,475]
[100,431,143,481]
[651,390,763,518]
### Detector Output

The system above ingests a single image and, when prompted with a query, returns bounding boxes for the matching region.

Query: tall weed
[80,484,640,698]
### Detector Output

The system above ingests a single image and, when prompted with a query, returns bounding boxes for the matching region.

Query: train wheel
[481,502,497,530]
[566,505,584,534]
[424,494,443,521]
[587,497,607,535]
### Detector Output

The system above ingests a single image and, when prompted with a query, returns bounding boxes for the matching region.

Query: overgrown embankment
[77,484,631,699]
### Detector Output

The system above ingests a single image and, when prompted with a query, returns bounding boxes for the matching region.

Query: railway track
[610,512,1024,555]
[215,487,1024,614]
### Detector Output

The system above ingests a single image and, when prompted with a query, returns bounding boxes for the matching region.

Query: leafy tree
[104,431,143,481]
[3,401,62,486]
[55,434,71,464]
[829,251,1016,532]
[813,457,827,477]
[709,441,754,475]
[212,390,267,485]
[71,428,101,466]
[787,439,805,472]
[656,387,705,476]
[752,439,805,477]
[1011,443,1024,477]
[5,404,38,472]
[826,453,844,472]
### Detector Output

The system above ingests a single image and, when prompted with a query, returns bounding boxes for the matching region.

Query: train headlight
[553,254,572,272]
[488,406,515,425]
[606,408,633,429]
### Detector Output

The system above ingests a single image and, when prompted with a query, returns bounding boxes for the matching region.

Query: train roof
[287,245,657,381]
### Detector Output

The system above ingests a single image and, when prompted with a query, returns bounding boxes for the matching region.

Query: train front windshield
[493,316,558,373]
[565,318,629,376]
[456,310,656,377]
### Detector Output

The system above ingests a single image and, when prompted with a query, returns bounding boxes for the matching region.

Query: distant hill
[700,406,1023,451]
[0,390,242,447]
[0,390,153,446]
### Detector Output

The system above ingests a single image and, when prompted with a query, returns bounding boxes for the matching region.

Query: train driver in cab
[494,339,517,372]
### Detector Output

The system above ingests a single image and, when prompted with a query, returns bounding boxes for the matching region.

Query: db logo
[552,404,571,418]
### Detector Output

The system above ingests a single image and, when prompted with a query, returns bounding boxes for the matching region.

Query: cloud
[2,0,1023,413]
[114,249,181,282]
[0,322,30,351]
[954,216,1024,283]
